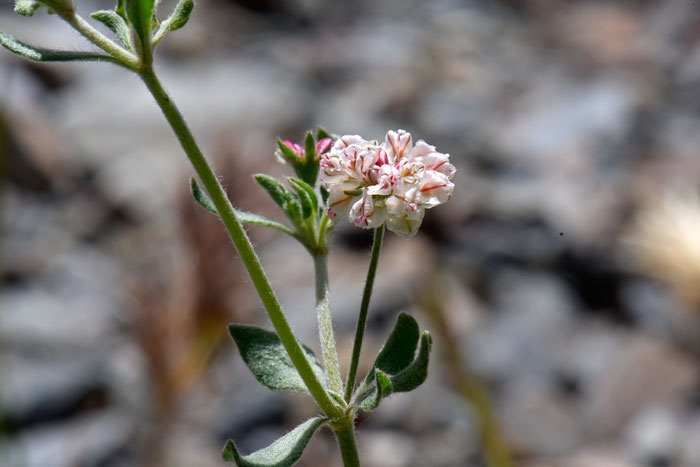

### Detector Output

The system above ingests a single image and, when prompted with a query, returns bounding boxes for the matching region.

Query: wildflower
[320,129,455,237]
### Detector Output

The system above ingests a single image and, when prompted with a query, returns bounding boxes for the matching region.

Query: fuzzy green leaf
[116,0,127,19]
[164,0,193,31]
[15,0,73,16]
[0,32,116,63]
[254,174,303,227]
[389,331,432,393]
[304,131,315,164]
[288,178,315,219]
[14,0,43,16]
[223,417,326,467]
[355,315,432,412]
[296,133,319,187]
[91,10,132,50]
[293,186,312,219]
[228,324,328,393]
[288,178,318,215]
[316,127,332,141]
[125,0,155,54]
[328,390,347,408]
[190,177,218,214]
[357,370,391,411]
[372,313,420,378]
[190,177,299,238]
[277,139,300,164]
[235,211,299,237]
[153,0,194,44]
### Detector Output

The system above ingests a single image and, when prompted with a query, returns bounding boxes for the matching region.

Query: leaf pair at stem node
[223,313,432,466]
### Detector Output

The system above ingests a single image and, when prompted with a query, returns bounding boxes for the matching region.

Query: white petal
[414,149,455,179]
[412,140,436,158]
[366,165,396,196]
[349,194,386,229]
[327,183,360,221]
[383,129,413,163]
[334,135,366,149]
[386,209,425,237]
[420,171,454,207]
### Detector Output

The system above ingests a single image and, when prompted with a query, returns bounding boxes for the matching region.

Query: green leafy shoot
[190,177,299,238]
[190,176,218,214]
[91,10,132,50]
[277,139,300,164]
[0,32,117,63]
[223,417,327,467]
[357,370,391,411]
[116,0,127,20]
[304,131,315,165]
[388,331,432,393]
[354,314,432,411]
[275,134,323,187]
[14,0,43,16]
[366,312,420,382]
[254,174,303,228]
[228,324,329,393]
[15,0,73,16]
[153,0,194,45]
[316,127,332,141]
[288,178,318,215]
[288,177,317,220]
[125,0,156,59]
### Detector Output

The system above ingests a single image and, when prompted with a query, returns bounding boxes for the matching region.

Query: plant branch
[345,224,384,401]
[314,253,344,395]
[61,11,139,69]
[138,66,341,419]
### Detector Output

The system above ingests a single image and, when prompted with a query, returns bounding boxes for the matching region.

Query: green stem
[314,253,344,395]
[317,212,331,252]
[61,12,139,69]
[334,419,360,467]
[138,66,341,419]
[344,224,385,401]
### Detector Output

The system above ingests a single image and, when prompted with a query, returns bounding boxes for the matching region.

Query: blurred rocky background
[2,0,700,466]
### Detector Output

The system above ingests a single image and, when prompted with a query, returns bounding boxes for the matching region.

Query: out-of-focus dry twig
[421,273,514,467]
[626,190,700,312]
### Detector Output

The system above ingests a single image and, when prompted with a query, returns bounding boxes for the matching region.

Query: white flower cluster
[320,129,455,237]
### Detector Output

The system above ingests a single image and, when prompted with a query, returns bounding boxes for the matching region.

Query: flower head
[320,130,455,237]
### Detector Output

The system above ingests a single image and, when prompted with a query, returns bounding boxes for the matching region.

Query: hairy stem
[334,418,360,467]
[314,253,344,395]
[344,224,384,401]
[138,66,341,419]
[61,12,139,69]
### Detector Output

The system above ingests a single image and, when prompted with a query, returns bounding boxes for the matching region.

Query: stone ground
[1,1,700,466]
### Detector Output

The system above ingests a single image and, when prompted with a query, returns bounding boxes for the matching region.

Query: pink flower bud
[315,138,332,157]
[283,140,305,159]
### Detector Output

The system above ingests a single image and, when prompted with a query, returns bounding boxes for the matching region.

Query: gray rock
[0,409,132,467]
